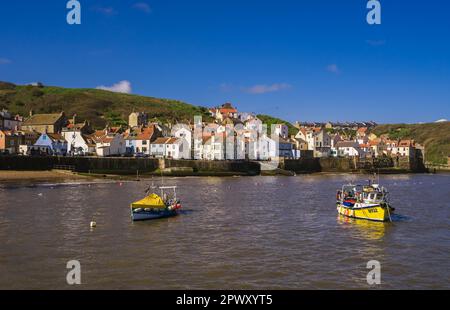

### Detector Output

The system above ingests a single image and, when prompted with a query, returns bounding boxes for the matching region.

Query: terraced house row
[0,104,424,161]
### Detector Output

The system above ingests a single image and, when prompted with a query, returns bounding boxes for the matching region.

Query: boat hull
[337,203,392,222]
[131,209,178,221]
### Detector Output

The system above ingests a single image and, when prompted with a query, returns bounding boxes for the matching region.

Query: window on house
[143,140,147,145]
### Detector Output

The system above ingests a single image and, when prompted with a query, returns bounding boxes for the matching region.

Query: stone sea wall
[280,156,426,174]
[162,159,261,176]
[0,155,426,175]
[0,156,260,176]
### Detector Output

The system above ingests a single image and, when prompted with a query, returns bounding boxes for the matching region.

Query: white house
[273,124,289,139]
[313,129,332,158]
[123,125,161,155]
[238,112,255,122]
[90,131,126,157]
[202,135,225,160]
[34,133,68,156]
[295,128,315,151]
[172,124,194,154]
[62,130,96,155]
[244,117,263,134]
[135,127,157,155]
[391,140,415,158]
[335,141,361,157]
[257,135,277,160]
[172,124,192,159]
[164,138,184,159]
[150,137,184,159]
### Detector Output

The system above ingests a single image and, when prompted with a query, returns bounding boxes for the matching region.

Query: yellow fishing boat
[131,186,182,221]
[336,183,395,222]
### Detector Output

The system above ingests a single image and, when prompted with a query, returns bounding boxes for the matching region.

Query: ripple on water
[0,174,449,289]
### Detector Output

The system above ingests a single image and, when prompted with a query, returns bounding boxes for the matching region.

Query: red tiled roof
[88,131,114,144]
[94,130,107,138]
[357,127,368,133]
[153,137,171,144]
[136,126,155,141]
[165,138,180,144]
[66,123,85,130]
[219,108,237,114]
[109,127,122,134]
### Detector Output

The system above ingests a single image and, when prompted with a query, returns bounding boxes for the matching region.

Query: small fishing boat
[336,182,395,222]
[130,186,182,221]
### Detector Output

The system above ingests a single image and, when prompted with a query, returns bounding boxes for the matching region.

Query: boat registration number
[368,208,378,213]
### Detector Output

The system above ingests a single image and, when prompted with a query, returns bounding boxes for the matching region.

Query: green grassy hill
[0,82,210,128]
[372,122,450,165]
[257,114,297,137]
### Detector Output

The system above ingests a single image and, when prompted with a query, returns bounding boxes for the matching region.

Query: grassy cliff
[256,114,297,136]
[372,122,450,165]
[0,82,210,128]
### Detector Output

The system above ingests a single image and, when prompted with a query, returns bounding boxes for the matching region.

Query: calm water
[0,174,449,289]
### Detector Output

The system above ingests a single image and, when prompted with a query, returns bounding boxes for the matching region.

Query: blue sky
[0,0,449,123]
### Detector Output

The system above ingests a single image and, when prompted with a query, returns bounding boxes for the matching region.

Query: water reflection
[337,215,387,241]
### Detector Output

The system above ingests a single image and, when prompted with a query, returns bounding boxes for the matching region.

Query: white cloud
[96,81,132,94]
[245,83,291,94]
[132,2,152,13]
[0,58,12,65]
[326,64,340,74]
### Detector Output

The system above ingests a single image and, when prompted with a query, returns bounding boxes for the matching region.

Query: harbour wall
[0,156,260,176]
[0,155,425,175]
[280,156,427,174]
[162,159,261,176]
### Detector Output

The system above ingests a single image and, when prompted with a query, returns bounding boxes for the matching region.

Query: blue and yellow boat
[131,186,182,221]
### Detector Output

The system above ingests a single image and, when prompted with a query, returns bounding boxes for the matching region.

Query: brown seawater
[0,174,449,289]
